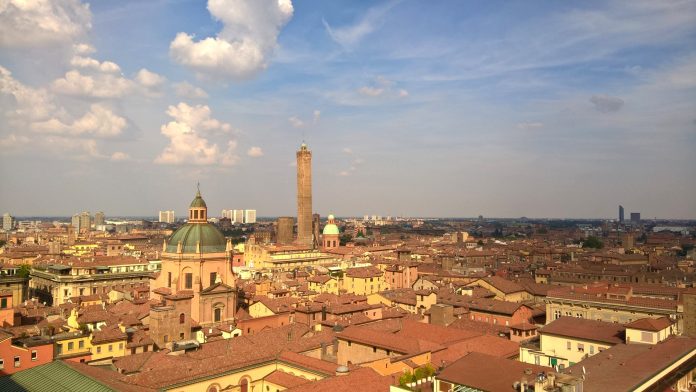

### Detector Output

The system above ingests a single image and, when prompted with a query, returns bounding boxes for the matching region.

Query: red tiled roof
[625,317,673,332]
[540,317,625,345]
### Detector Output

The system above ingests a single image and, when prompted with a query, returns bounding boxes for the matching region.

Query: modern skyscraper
[94,211,105,227]
[233,209,244,224]
[2,213,13,231]
[244,210,257,224]
[79,211,91,233]
[276,217,294,244]
[619,205,624,223]
[296,143,313,246]
[159,210,176,223]
[630,212,641,223]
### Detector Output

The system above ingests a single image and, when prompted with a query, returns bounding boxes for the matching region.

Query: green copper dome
[189,190,207,208]
[165,223,226,253]
[322,214,340,236]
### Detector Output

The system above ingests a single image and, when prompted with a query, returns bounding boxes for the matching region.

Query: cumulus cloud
[247,146,264,157]
[70,56,121,73]
[288,116,304,128]
[0,0,92,48]
[174,81,209,99]
[155,102,238,166]
[135,68,166,88]
[31,103,127,138]
[590,94,624,113]
[169,0,294,81]
[517,122,544,130]
[0,65,59,122]
[73,43,95,55]
[51,69,133,98]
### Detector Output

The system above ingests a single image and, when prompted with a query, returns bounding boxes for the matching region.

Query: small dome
[323,224,339,236]
[190,190,207,208]
[336,365,349,373]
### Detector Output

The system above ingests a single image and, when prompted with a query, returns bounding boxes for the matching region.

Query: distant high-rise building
[276,217,294,244]
[221,209,233,220]
[71,214,80,231]
[619,205,624,223]
[159,210,176,223]
[233,209,244,224]
[296,143,313,246]
[94,211,105,227]
[79,211,91,233]
[2,213,14,231]
[630,212,641,223]
[244,210,257,224]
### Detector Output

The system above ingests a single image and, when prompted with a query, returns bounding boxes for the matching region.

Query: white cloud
[342,147,353,154]
[322,2,397,48]
[517,122,544,130]
[313,109,321,123]
[288,116,304,128]
[73,43,95,55]
[51,70,133,98]
[247,146,264,157]
[358,86,384,97]
[70,56,121,73]
[590,94,624,113]
[135,68,166,88]
[169,0,294,81]
[0,0,92,48]
[173,81,209,99]
[110,151,130,161]
[31,103,127,138]
[155,102,238,166]
[0,65,59,122]
[358,76,409,99]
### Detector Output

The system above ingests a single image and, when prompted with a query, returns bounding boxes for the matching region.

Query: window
[179,313,185,324]
[185,273,193,289]
[109,345,113,352]
[164,335,169,343]
[641,331,653,342]
[534,355,540,365]
[68,342,74,350]
[577,343,584,352]
[14,356,20,368]
[0,358,3,369]
[57,344,63,355]
[0,298,6,308]
[97,346,101,354]
[31,350,37,361]
[214,308,222,322]
[167,272,172,287]
[210,272,217,286]
[373,346,377,353]
[566,341,571,350]
[79,340,84,349]
[180,333,185,339]
[589,345,595,355]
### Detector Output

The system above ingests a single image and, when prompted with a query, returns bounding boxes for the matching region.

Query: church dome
[322,214,340,236]
[165,187,225,254]
[166,223,226,253]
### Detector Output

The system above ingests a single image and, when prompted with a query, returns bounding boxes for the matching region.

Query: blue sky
[0,0,695,218]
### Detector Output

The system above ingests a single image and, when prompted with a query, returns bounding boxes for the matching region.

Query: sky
[0,0,695,219]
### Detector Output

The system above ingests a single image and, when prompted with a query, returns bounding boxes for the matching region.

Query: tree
[477,240,484,246]
[582,236,604,249]
[17,264,31,279]
[398,371,414,387]
[0,239,6,248]
[339,233,352,246]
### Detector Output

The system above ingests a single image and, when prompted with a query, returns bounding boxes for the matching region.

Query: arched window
[179,313,185,324]
[240,378,249,392]
[214,308,222,322]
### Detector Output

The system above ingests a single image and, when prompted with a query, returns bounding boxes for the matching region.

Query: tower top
[299,142,309,152]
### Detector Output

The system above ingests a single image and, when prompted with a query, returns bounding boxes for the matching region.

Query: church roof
[189,190,207,208]
[166,223,226,254]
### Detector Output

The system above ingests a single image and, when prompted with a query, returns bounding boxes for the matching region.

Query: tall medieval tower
[296,143,313,246]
